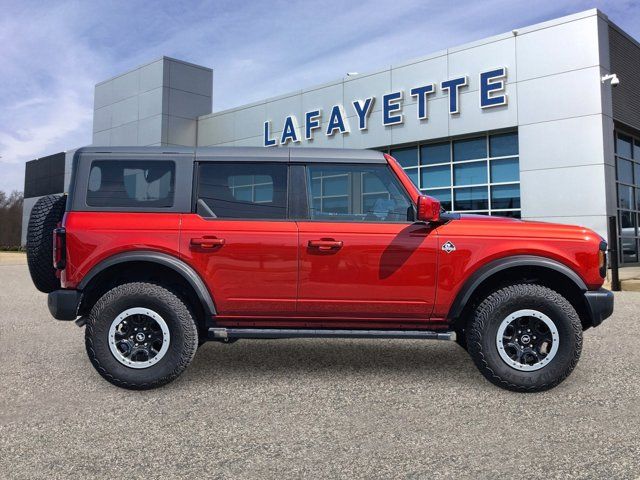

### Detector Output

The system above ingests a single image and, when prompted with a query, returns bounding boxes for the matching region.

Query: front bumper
[48,289,81,320]
[584,288,614,328]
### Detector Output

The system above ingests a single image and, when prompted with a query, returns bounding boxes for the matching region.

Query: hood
[442,214,601,242]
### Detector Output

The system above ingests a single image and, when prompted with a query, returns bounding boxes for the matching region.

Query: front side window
[306,164,413,222]
[86,160,175,207]
[197,162,288,219]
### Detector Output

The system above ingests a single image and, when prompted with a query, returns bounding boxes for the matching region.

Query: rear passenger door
[180,156,298,317]
[296,161,438,322]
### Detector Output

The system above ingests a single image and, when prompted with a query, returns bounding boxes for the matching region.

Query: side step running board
[209,327,455,341]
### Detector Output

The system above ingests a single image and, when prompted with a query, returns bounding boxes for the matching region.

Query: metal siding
[23,152,66,198]
[609,26,640,131]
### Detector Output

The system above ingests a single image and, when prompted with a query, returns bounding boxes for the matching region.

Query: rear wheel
[85,282,198,389]
[26,194,66,293]
[467,284,582,392]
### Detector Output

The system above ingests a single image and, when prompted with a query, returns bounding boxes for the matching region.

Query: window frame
[85,159,176,209]
[615,129,640,264]
[298,162,416,224]
[71,153,193,213]
[194,161,291,222]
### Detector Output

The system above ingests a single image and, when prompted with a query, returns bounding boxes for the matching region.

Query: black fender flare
[447,255,587,320]
[78,251,217,316]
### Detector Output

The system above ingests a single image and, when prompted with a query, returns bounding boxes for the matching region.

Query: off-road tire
[26,194,66,293]
[85,282,199,390]
[467,284,582,392]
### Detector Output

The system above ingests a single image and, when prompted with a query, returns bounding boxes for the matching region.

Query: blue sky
[0,0,639,193]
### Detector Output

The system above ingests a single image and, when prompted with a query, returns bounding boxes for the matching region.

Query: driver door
[296,162,438,322]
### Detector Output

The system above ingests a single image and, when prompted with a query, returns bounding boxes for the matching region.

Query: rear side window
[86,160,175,208]
[197,163,288,219]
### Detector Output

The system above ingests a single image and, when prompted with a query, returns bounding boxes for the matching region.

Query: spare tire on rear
[27,194,66,293]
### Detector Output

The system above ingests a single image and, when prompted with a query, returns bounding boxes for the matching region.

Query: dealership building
[21,9,640,263]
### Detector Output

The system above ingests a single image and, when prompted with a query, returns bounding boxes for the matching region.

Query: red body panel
[61,155,606,329]
[431,215,605,318]
[179,215,298,316]
[297,221,438,320]
[62,212,181,289]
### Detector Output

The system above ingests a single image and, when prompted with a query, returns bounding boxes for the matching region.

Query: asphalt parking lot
[1,257,639,479]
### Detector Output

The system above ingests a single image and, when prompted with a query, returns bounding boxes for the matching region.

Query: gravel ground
[1,262,639,479]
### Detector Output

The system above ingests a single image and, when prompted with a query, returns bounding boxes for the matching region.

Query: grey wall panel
[449,85,517,137]
[93,129,110,145]
[518,67,603,125]
[391,54,447,100]
[110,122,138,145]
[448,37,516,92]
[138,115,164,146]
[110,96,139,128]
[520,164,607,218]
[265,93,303,124]
[168,60,213,97]
[168,89,211,119]
[301,82,343,118]
[343,109,391,149]
[519,115,608,171]
[21,196,42,245]
[92,57,212,147]
[234,136,263,147]
[139,59,165,93]
[197,113,235,146]
[167,116,197,146]
[93,105,111,133]
[94,82,112,110]
[343,70,391,113]
[234,103,267,139]
[516,15,601,81]
[111,70,140,103]
[138,87,166,119]
[390,97,449,145]
[609,25,640,131]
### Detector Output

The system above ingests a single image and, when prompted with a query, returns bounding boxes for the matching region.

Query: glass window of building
[615,130,640,263]
[386,131,521,218]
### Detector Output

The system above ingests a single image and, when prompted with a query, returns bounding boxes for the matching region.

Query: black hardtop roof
[74,146,387,164]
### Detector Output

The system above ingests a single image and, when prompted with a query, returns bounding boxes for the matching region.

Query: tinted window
[454,161,487,186]
[453,137,487,161]
[491,158,519,183]
[454,187,488,210]
[390,147,418,168]
[86,160,175,207]
[197,163,288,219]
[421,165,450,188]
[489,132,519,157]
[421,142,450,165]
[307,164,412,222]
[617,134,633,158]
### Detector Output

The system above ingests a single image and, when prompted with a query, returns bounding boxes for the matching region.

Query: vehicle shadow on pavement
[186,339,478,384]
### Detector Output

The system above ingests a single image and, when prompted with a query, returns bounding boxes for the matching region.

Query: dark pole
[608,215,621,292]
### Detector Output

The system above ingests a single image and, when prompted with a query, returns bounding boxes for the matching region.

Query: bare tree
[0,191,24,248]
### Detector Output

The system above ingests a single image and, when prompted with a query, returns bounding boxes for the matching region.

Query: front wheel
[85,282,199,389]
[467,284,582,392]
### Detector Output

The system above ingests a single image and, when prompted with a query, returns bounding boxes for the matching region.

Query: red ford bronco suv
[27,146,613,392]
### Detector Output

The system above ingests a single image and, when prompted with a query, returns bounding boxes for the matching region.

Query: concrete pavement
[1,262,639,479]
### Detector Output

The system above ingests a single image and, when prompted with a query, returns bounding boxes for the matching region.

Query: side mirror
[417,195,441,222]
